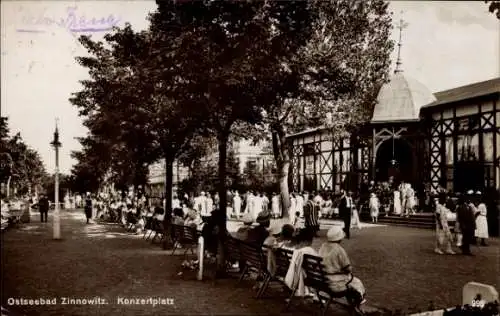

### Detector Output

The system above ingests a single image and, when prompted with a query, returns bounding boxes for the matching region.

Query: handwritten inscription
[17,6,120,34]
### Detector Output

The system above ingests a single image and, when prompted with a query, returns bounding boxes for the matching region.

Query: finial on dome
[394,12,409,74]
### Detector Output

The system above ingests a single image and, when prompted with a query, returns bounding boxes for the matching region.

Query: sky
[1,1,499,174]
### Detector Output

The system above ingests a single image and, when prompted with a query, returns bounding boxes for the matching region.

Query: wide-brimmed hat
[475,191,482,195]
[256,211,271,224]
[242,214,253,225]
[186,209,198,220]
[327,226,345,242]
[268,225,281,236]
[281,224,295,238]
[466,190,474,195]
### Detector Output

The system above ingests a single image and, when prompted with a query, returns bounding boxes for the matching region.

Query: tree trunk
[162,152,175,250]
[272,126,291,218]
[216,130,229,277]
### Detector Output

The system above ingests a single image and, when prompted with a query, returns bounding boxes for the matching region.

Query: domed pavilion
[286,20,500,235]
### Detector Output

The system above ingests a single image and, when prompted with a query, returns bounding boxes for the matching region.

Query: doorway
[375,138,414,185]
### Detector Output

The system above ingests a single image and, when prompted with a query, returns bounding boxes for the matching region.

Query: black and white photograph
[1,1,499,315]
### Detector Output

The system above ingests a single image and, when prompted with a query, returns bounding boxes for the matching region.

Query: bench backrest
[226,236,241,261]
[302,254,331,293]
[274,248,293,277]
[172,224,184,240]
[182,225,199,243]
[239,240,265,270]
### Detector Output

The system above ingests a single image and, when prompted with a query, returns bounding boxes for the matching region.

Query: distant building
[146,139,273,197]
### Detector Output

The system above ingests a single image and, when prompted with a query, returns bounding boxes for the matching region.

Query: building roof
[422,77,500,109]
[371,72,436,123]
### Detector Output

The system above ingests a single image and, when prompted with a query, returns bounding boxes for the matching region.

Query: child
[369,193,380,223]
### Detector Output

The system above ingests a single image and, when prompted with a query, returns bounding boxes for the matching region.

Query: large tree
[259,0,394,216]
[70,27,162,195]
[148,0,315,274]
[485,1,500,19]
[0,117,46,196]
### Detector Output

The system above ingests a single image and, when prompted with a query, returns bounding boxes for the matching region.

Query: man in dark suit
[339,191,354,239]
[456,192,476,255]
[38,194,49,223]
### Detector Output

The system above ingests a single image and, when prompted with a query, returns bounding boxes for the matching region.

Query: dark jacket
[246,225,269,246]
[339,196,353,218]
[39,197,49,213]
[456,203,476,232]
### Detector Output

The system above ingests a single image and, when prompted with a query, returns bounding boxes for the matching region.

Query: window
[445,137,454,165]
[333,151,340,173]
[321,141,332,152]
[483,132,494,162]
[342,150,351,172]
[305,155,314,174]
[457,134,479,161]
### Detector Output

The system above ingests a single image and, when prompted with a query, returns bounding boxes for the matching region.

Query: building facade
[288,75,500,194]
[288,75,500,234]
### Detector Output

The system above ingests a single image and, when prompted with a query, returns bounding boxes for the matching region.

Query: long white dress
[285,246,318,297]
[475,203,489,239]
[289,196,297,225]
[271,195,280,217]
[393,191,402,215]
[369,196,379,218]
[253,195,263,219]
[295,195,304,218]
[233,195,242,217]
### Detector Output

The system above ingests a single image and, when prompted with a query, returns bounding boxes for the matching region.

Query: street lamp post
[51,120,62,239]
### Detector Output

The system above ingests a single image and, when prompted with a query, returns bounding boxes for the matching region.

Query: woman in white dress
[289,193,297,225]
[474,191,489,246]
[369,193,379,223]
[319,226,366,305]
[321,196,333,219]
[271,193,281,219]
[434,195,455,255]
[393,190,402,215]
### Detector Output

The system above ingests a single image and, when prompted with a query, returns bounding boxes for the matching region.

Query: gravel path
[1,210,498,315]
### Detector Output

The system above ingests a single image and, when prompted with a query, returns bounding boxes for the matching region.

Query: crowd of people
[230,210,366,306]
[434,190,490,256]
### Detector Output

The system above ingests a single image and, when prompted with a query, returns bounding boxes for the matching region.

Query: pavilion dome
[371,72,437,123]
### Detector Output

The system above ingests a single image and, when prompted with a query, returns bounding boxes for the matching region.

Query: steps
[360,212,441,229]
[377,214,435,229]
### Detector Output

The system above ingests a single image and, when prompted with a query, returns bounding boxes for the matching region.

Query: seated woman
[184,209,203,229]
[264,224,296,276]
[284,228,318,297]
[321,196,333,219]
[234,214,254,241]
[173,208,185,226]
[318,226,366,305]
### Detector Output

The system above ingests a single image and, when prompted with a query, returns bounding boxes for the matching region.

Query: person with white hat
[369,192,380,223]
[232,191,242,219]
[474,191,489,246]
[318,226,366,305]
[247,210,271,245]
[234,214,254,241]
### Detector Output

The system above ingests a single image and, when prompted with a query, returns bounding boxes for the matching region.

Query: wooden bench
[258,246,293,298]
[226,235,241,263]
[237,240,268,295]
[295,254,364,316]
[150,220,165,244]
[171,224,199,256]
